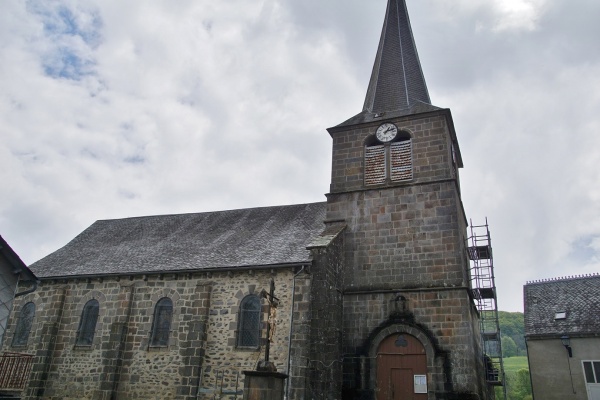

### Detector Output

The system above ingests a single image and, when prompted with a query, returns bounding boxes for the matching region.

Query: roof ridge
[526,272,600,285]
[95,201,327,223]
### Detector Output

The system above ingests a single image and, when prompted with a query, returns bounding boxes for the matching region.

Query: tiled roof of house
[30,202,327,278]
[524,274,600,337]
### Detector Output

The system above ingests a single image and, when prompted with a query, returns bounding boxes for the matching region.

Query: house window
[76,299,99,346]
[150,297,173,347]
[237,295,261,348]
[365,131,413,186]
[584,361,600,383]
[554,311,567,320]
[11,302,35,347]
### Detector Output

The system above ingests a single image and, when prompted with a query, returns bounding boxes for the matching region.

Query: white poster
[414,375,427,394]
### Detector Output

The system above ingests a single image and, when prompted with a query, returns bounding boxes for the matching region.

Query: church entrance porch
[376,333,427,400]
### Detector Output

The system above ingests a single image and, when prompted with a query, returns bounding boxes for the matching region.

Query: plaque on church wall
[414,375,427,394]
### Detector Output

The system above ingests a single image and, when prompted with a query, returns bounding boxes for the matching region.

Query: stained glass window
[76,299,99,346]
[150,297,173,347]
[12,302,35,347]
[237,295,261,348]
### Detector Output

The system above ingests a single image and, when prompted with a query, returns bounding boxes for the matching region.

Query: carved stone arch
[73,290,107,349]
[368,324,437,400]
[394,126,414,139]
[364,133,380,147]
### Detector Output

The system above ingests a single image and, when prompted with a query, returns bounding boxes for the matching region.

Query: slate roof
[334,102,442,128]
[0,235,38,282]
[337,0,431,128]
[524,274,600,337]
[30,202,327,278]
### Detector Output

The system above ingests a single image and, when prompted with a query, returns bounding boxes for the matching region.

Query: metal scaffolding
[467,219,506,398]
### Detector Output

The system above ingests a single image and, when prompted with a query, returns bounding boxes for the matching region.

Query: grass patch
[503,356,529,373]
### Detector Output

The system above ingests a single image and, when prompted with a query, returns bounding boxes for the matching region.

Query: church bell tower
[323,0,493,398]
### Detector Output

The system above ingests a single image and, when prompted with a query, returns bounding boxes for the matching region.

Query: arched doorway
[376,333,428,400]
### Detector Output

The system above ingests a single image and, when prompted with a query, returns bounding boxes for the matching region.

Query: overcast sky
[2,0,599,312]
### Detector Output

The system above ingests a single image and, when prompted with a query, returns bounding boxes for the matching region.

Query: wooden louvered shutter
[390,140,412,181]
[365,145,386,185]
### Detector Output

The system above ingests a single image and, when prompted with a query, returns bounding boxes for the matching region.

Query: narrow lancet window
[12,302,35,347]
[237,295,261,348]
[150,297,173,347]
[76,299,99,346]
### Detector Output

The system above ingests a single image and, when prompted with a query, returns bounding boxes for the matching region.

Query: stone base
[243,371,288,400]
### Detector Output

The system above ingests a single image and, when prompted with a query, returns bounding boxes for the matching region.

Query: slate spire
[363,0,430,114]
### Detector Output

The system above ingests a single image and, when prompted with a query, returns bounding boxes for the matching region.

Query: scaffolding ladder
[467,219,506,397]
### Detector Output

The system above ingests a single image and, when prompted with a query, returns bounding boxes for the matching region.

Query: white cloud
[426,0,548,32]
[490,0,548,32]
[1,0,599,313]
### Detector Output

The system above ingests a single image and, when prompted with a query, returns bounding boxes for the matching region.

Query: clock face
[376,123,398,143]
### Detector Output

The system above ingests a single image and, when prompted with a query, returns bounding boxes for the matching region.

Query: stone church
[3,0,497,399]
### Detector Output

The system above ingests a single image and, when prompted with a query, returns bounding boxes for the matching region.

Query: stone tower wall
[329,113,457,194]
[327,112,489,398]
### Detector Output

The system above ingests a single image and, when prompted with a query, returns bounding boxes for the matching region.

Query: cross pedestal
[242,371,288,400]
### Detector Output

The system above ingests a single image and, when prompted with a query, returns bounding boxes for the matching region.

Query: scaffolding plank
[474,287,495,299]
[468,245,491,260]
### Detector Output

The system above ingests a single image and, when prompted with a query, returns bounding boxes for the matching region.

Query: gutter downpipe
[15,279,40,297]
[285,265,307,400]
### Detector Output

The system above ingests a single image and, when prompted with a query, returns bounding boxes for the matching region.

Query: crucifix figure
[258,278,279,371]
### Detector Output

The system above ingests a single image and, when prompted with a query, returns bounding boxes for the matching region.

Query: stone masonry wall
[306,231,344,400]
[2,268,304,400]
[327,182,468,291]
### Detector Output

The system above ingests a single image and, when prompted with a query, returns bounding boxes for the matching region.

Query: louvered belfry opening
[365,131,413,186]
[390,139,412,181]
[365,145,387,185]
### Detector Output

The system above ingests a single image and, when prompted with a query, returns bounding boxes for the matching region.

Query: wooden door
[377,334,427,400]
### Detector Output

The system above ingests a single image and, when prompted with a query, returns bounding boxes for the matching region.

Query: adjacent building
[0,236,38,347]
[0,235,38,396]
[524,274,600,400]
[2,1,501,399]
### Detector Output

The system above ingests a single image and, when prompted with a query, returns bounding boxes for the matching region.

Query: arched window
[237,295,261,348]
[365,130,413,185]
[12,302,35,347]
[76,299,99,346]
[150,297,173,347]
